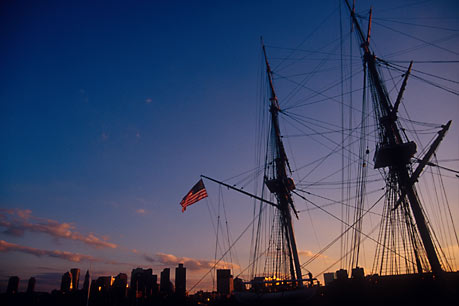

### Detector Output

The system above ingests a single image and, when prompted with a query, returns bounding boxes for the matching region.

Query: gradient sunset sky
[1,0,458,293]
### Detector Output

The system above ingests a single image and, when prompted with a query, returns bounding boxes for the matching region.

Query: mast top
[261,37,280,111]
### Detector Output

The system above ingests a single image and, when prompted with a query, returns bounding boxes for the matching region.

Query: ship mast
[261,40,303,285]
[344,0,449,277]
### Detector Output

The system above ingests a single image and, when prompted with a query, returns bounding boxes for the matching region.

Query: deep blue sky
[1,0,458,293]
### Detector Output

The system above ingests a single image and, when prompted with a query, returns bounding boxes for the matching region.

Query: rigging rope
[292,190,418,268]
[372,21,459,56]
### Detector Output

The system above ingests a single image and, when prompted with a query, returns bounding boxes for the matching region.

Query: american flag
[180,179,208,212]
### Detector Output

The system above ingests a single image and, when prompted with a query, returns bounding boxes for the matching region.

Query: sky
[1,0,458,293]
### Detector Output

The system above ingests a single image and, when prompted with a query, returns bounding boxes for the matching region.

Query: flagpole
[200,175,278,208]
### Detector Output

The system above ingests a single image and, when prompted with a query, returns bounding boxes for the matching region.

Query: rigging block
[265,177,296,194]
[373,141,417,169]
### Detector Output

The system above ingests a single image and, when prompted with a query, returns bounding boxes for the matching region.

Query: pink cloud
[298,249,331,262]
[16,209,32,219]
[0,209,117,249]
[145,252,238,271]
[0,240,130,266]
[0,240,97,263]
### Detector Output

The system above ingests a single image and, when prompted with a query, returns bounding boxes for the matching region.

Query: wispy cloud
[145,98,152,104]
[0,240,97,263]
[0,240,130,266]
[298,249,331,262]
[0,209,117,249]
[144,252,238,271]
[135,209,146,215]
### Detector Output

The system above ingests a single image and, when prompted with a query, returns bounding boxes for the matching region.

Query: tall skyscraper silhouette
[175,263,186,296]
[160,268,172,295]
[7,276,19,294]
[61,272,72,292]
[217,269,233,296]
[82,270,91,306]
[70,268,80,291]
[83,270,91,293]
[27,277,36,293]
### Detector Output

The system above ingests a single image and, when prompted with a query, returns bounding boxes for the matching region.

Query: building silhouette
[98,276,114,291]
[112,273,128,299]
[88,276,113,306]
[324,272,335,286]
[27,277,36,293]
[90,276,113,297]
[160,268,173,295]
[351,266,364,279]
[7,276,19,294]
[233,277,244,292]
[216,269,233,296]
[61,271,72,292]
[151,274,158,295]
[83,270,90,293]
[70,268,80,291]
[175,263,186,296]
[336,269,349,280]
[130,268,158,299]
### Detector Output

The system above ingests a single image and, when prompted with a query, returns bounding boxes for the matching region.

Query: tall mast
[344,0,446,277]
[262,40,303,284]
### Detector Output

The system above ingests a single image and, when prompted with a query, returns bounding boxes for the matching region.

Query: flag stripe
[180,179,208,212]
[181,190,207,205]
[180,188,206,204]
[180,189,207,206]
